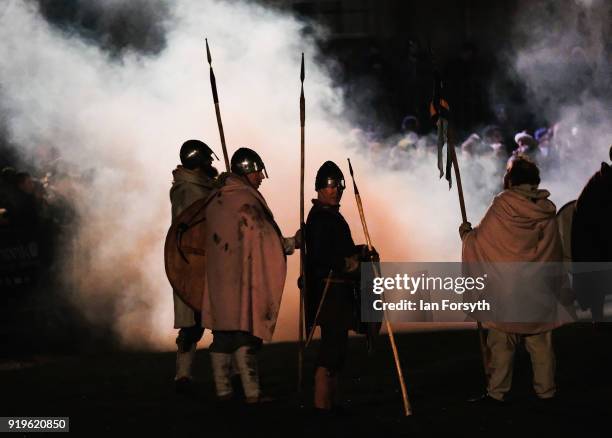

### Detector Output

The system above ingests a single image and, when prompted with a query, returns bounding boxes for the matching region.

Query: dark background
[264,0,568,139]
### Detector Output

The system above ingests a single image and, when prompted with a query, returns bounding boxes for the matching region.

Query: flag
[430,93,452,189]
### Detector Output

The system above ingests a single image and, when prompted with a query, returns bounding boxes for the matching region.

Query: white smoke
[0,0,355,349]
[509,0,611,206]
[0,0,609,351]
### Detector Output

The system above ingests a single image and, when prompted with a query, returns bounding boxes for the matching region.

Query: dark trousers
[175,312,204,352]
[316,325,349,373]
[209,331,262,354]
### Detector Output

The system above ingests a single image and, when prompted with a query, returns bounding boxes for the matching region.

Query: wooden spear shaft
[348,159,412,417]
[298,53,306,392]
[431,64,489,388]
[305,270,332,348]
[447,128,467,224]
[447,129,489,387]
[205,38,230,172]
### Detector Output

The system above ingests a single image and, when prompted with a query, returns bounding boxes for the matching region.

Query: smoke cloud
[0,0,609,350]
[507,0,611,206]
[0,0,353,349]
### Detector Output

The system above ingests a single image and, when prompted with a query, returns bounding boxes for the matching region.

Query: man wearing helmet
[201,147,299,403]
[304,160,378,412]
[169,139,219,393]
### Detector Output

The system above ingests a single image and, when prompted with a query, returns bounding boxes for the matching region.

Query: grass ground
[1,324,610,437]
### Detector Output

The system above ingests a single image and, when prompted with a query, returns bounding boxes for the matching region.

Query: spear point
[347,158,354,177]
[347,158,359,194]
[300,53,305,83]
[205,38,212,65]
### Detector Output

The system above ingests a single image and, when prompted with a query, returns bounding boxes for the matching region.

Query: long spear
[298,53,306,392]
[347,158,412,417]
[205,38,230,171]
[450,127,489,388]
[431,73,489,387]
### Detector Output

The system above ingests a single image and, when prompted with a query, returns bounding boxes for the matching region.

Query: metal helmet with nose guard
[230,147,268,178]
[315,160,345,191]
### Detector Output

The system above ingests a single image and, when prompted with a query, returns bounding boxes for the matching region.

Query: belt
[321,277,354,285]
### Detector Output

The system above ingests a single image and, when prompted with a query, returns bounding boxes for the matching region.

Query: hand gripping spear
[205,38,230,172]
[430,71,489,388]
[347,159,412,417]
[298,53,306,392]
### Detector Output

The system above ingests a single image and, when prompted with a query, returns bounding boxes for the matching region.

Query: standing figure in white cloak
[169,139,219,393]
[203,147,299,403]
[460,156,567,403]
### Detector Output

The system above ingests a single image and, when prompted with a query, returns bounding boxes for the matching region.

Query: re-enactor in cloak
[304,161,378,412]
[460,156,571,403]
[202,147,299,403]
[169,139,219,393]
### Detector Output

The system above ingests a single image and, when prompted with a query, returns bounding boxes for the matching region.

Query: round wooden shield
[164,197,211,312]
